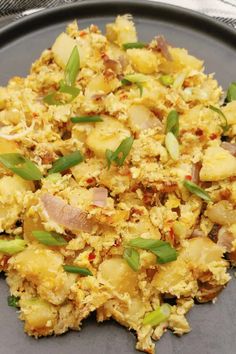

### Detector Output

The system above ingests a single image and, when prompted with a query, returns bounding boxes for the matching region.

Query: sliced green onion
[0,239,26,255]
[43,83,80,106]
[43,92,63,106]
[32,231,67,246]
[129,237,178,264]
[63,265,92,276]
[59,81,80,97]
[48,150,84,174]
[64,46,80,86]
[105,136,134,168]
[8,295,20,308]
[226,82,236,102]
[123,42,147,50]
[165,132,179,161]
[71,116,103,123]
[0,153,42,180]
[165,110,179,137]
[160,74,174,87]
[209,105,230,133]
[123,247,140,272]
[183,179,211,202]
[121,74,147,97]
[143,304,171,326]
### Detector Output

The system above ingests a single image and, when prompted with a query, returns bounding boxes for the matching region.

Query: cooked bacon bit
[88,252,96,261]
[92,187,108,207]
[195,128,203,136]
[221,142,236,157]
[86,177,96,185]
[79,30,87,37]
[219,188,231,200]
[217,228,234,252]
[185,175,192,181]
[210,133,217,140]
[155,35,172,61]
[196,282,223,303]
[191,162,202,184]
[0,255,10,271]
[41,193,93,232]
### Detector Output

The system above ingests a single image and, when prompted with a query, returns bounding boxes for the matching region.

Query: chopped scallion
[8,295,20,308]
[63,265,92,276]
[64,46,80,86]
[0,153,42,181]
[143,304,171,326]
[209,105,230,133]
[121,73,147,97]
[183,179,211,202]
[32,231,67,246]
[48,150,84,174]
[123,42,147,50]
[226,82,236,102]
[165,110,179,137]
[123,247,140,272]
[165,132,179,161]
[160,74,174,87]
[0,239,26,255]
[71,115,103,123]
[105,136,134,168]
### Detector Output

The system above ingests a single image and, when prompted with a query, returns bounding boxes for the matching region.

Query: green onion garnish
[123,42,147,50]
[0,239,26,255]
[59,81,80,97]
[105,136,134,169]
[43,81,80,106]
[123,247,140,272]
[64,46,80,86]
[226,82,236,102]
[71,116,103,123]
[0,153,42,180]
[165,110,179,137]
[7,295,20,308]
[48,150,84,174]
[143,304,171,326]
[129,237,178,264]
[160,74,174,87]
[121,74,147,97]
[165,132,179,161]
[183,179,211,202]
[63,265,92,276]
[32,231,67,246]
[209,105,230,133]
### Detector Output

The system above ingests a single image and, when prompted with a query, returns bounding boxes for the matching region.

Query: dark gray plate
[0,1,236,353]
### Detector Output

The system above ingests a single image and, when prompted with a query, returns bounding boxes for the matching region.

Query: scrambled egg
[0,15,236,354]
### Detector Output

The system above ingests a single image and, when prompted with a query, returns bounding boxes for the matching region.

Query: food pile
[0,15,236,353]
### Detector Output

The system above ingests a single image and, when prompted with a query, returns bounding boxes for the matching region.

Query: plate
[0,1,236,353]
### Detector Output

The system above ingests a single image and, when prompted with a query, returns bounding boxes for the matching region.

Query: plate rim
[0,0,236,49]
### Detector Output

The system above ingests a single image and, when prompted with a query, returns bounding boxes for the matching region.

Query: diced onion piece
[165,132,179,161]
[41,193,93,232]
[221,142,236,157]
[143,304,171,326]
[92,187,108,207]
[128,105,162,133]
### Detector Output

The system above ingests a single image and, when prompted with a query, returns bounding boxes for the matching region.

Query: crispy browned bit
[195,128,203,136]
[41,151,55,165]
[160,181,178,193]
[0,255,10,271]
[146,268,156,280]
[191,162,202,185]
[208,224,220,243]
[219,188,231,200]
[195,282,223,303]
[227,250,236,266]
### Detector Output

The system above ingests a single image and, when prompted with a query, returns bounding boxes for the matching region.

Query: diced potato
[200,146,236,181]
[128,105,161,133]
[207,201,236,226]
[127,49,158,74]
[170,48,203,71]
[85,73,120,96]
[0,175,34,197]
[98,257,138,295]
[106,15,137,46]
[20,297,57,335]
[181,237,223,266]
[10,245,74,305]
[86,116,130,157]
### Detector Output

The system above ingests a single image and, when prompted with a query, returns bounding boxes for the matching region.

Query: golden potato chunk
[127,49,158,74]
[106,15,137,46]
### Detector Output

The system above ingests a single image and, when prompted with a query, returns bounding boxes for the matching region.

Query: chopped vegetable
[165,132,179,161]
[123,247,140,272]
[7,295,20,308]
[121,73,147,97]
[63,265,92,276]
[0,153,42,180]
[0,239,26,255]
[106,136,134,168]
[32,230,67,246]
[226,82,236,102]
[183,179,211,202]
[129,237,178,264]
[92,187,108,207]
[156,36,172,61]
[71,115,103,123]
[64,46,80,86]
[165,110,179,137]
[123,42,147,49]
[160,74,174,86]
[48,150,84,174]
[209,105,230,133]
[43,81,80,106]
[143,304,171,326]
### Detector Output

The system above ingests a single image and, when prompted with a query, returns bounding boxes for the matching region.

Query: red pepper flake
[88,252,96,261]
[79,30,87,37]
[210,133,217,140]
[185,175,192,181]
[195,128,203,136]
[86,177,96,184]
